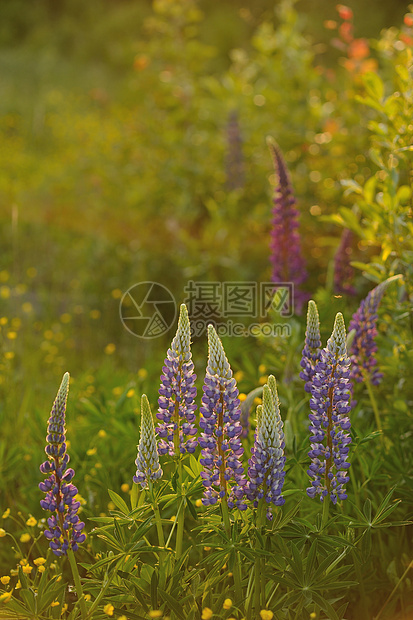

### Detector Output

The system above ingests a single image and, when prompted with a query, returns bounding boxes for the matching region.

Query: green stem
[67,548,87,620]
[321,496,330,531]
[254,500,266,617]
[149,486,165,548]
[363,373,384,445]
[233,550,243,610]
[221,498,231,535]
[175,458,184,559]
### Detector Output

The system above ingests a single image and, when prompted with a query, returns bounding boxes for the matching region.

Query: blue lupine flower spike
[307,312,352,505]
[300,300,322,394]
[199,325,247,510]
[156,303,197,456]
[348,275,402,387]
[134,395,163,488]
[246,376,286,519]
[39,372,86,556]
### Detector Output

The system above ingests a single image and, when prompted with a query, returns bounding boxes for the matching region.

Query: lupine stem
[149,484,165,548]
[321,496,330,530]
[363,372,384,444]
[67,548,87,620]
[175,458,184,559]
[254,500,266,615]
[233,549,243,610]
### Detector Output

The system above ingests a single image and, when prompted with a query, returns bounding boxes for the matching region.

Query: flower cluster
[246,376,286,519]
[199,325,247,510]
[300,300,322,393]
[307,313,352,504]
[156,304,197,456]
[333,228,356,296]
[39,373,86,556]
[268,138,307,313]
[134,395,163,488]
[348,276,400,386]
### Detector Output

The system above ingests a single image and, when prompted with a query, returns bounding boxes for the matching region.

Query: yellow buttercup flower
[0,576,10,584]
[105,343,116,355]
[121,483,130,493]
[19,533,30,543]
[2,509,10,519]
[223,598,232,609]
[260,611,274,620]
[38,566,45,573]
[33,557,46,566]
[126,389,135,398]
[0,590,13,602]
[22,565,33,574]
[148,612,163,618]
[84,594,91,601]
[26,516,37,527]
[104,603,114,616]
[201,609,213,620]
[0,528,6,537]
[51,601,60,607]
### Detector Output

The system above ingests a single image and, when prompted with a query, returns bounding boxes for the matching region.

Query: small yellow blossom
[112,386,122,396]
[201,609,213,620]
[104,603,114,616]
[50,563,56,570]
[234,370,244,382]
[137,368,148,379]
[7,331,17,340]
[126,388,135,398]
[195,499,202,507]
[105,343,116,355]
[238,392,247,402]
[0,576,10,585]
[98,429,107,438]
[0,317,8,325]
[169,516,176,522]
[121,483,130,493]
[4,352,14,360]
[26,516,37,527]
[0,286,10,299]
[111,289,123,299]
[309,614,316,619]
[258,375,268,385]
[9,569,18,577]
[62,604,68,612]
[22,565,33,575]
[258,364,267,374]
[19,533,30,543]
[19,559,28,566]
[0,590,13,602]
[51,601,60,607]
[223,598,232,609]
[38,566,45,573]
[260,611,274,620]
[149,612,163,618]
[253,397,262,406]
[204,546,211,551]
[87,447,97,456]
[0,528,6,537]
[2,509,10,519]
[84,594,91,602]
[15,580,21,590]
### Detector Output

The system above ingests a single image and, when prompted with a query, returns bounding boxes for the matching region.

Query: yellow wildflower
[137,368,148,379]
[223,598,232,609]
[19,559,28,566]
[238,392,247,402]
[0,576,10,585]
[149,612,163,618]
[201,609,213,620]
[38,566,45,574]
[126,388,135,398]
[121,483,130,493]
[98,429,107,438]
[15,580,21,590]
[51,601,60,607]
[2,509,10,519]
[0,528,6,537]
[22,565,33,575]
[4,352,14,360]
[258,364,267,374]
[34,558,46,567]
[19,533,30,543]
[260,611,274,620]
[84,594,91,601]
[0,591,13,602]
[104,603,114,616]
[195,499,202,507]
[105,343,116,355]
[26,516,37,527]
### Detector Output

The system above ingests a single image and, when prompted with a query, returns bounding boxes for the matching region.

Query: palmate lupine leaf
[39,372,86,556]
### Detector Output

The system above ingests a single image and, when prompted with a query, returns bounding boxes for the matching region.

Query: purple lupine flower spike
[307,313,352,505]
[334,229,356,296]
[134,395,163,488]
[39,373,86,556]
[199,325,247,510]
[156,304,197,456]
[268,137,308,314]
[246,376,286,519]
[348,275,401,387]
[300,300,322,394]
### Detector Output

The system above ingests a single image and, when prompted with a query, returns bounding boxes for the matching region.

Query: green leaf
[150,570,158,610]
[186,497,198,521]
[363,72,384,101]
[158,588,185,619]
[108,489,130,515]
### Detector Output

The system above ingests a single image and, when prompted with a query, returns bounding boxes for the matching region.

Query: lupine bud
[307,313,352,505]
[39,373,86,556]
[134,395,163,488]
[199,325,247,510]
[246,377,286,518]
[268,138,308,314]
[300,300,322,393]
[348,276,401,386]
[156,304,197,456]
